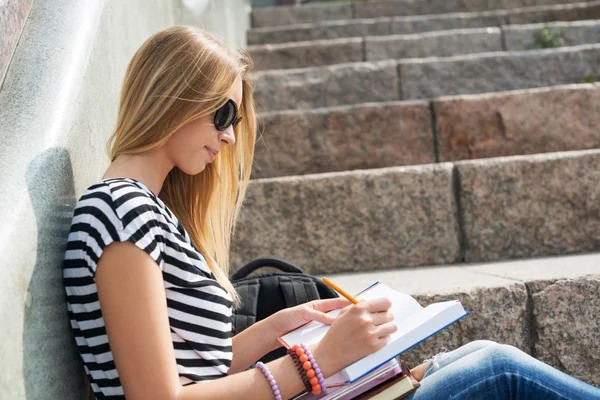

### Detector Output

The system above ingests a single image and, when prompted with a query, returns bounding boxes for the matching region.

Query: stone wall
[0,0,33,88]
[0,0,248,398]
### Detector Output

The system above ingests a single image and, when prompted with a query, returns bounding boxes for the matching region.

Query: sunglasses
[214,99,242,131]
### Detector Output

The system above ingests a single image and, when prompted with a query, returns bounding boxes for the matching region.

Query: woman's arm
[97,242,324,400]
[229,295,353,374]
[228,315,280,374]
[97,242,395,399]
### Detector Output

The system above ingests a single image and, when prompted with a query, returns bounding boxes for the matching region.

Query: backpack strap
[280,278,307,308]
[231,258,303,281]
[280,276,322,308]
[232,278,260,334]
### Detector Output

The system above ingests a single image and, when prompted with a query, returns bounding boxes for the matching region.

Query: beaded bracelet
[255,361,282,400]
[301,344,327,395]
[288,344,327,395]
[287,348,312,392]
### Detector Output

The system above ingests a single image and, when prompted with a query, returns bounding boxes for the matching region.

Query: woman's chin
[178,163,207,176]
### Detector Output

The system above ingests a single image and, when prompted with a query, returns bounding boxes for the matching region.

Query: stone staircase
[233,0,600,386]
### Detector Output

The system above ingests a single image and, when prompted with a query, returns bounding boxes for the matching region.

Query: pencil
[322,277,359,304]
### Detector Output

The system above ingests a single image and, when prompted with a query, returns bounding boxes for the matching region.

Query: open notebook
[279,282,469,383]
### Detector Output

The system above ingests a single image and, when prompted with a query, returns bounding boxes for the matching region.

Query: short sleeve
[113,187,165,269]
[67,182,164,275]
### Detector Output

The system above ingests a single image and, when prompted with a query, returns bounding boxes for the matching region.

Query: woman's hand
[268,298,353,337]
[311,297,397,378]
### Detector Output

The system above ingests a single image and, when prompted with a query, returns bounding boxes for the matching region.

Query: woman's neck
[103,150,173,196]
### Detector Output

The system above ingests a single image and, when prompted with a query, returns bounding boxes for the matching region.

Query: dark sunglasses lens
[214,101,236,131]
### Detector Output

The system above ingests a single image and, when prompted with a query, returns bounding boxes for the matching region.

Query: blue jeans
[406,340,600,399]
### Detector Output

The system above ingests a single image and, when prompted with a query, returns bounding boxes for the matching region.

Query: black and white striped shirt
[63,178,233,399]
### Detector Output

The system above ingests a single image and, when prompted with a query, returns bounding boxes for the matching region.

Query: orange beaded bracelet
[288,344,326,395]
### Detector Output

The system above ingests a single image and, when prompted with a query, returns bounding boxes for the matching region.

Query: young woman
[63,26,600,400]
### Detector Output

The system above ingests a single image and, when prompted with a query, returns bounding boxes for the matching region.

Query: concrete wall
[0,0,248,398]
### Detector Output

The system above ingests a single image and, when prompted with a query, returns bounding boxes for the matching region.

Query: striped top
[63,178,233,399]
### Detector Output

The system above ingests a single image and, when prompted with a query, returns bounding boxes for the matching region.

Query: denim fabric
[405,340,600,400]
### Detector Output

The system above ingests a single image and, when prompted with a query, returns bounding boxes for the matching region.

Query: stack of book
[292,357,419,400]
[281,282,469,400]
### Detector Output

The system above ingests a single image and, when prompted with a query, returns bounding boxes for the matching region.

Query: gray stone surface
[254,101,434,178]
[0,0,33,88]
[0,0,248,397]
[232,164,460,273]
[391,1,600,36]
[399,44,600,100]
[249,38,363,71]
[355,0,462,19]
[248,18,393,46]
[457,150,600,263]
[507,1,600,25]
[354,0,590,19]
[254,60,399,112]
[320,251,600,297]
[530,275,600,386]
[391,11,507,35]
[366,28,503,61]
[504,20,600,51]
[434,84,600,161]
[247,1,600,46]
[392,1,600,36]
[251,1,353,28]
[402,284,529,368]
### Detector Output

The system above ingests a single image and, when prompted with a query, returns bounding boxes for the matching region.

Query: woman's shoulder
[73,178,163,234]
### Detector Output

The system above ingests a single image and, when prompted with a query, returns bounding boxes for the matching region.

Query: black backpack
[231,258,339,363]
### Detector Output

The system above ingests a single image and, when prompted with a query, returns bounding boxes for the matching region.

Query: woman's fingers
[369,310,395,326]
[310,297,352,312]
[365,297,393,313]
[376,321,398,338]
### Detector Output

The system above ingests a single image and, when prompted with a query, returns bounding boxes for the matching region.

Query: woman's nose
[220,126,236,145]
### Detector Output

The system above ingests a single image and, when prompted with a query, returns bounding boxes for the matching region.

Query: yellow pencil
[322,277,359,304]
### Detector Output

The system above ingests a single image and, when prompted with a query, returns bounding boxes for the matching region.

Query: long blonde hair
[106,26,256,306]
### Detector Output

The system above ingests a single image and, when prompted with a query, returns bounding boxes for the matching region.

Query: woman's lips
[205,147,217,163]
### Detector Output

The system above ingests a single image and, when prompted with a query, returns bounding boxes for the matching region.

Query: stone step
[252,84,600,179]
[249,28,502,71]
[320,253,600,387]
[253,100,435,179]
[232,149,600,273]
[253,43,600,111]
[250,20,600,70]
[251,0,596,28]
[249,1,600,45]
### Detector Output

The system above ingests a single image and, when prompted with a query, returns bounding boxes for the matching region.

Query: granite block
[355,0,591,19]
[249,38,364,71]
[253,101,435,178]
[0,0,33,87]
[248,18,393,46]
[251,2,353,28]
[507,1,600,25]
[355,0,461,19]
[254,60,399,112]
[435,84,600,162]
[392,2,600,36]
[366,28,502,61]
[457,150,600,263]
[401,283,530,367]
[399,44,600,100]
[231,164,460,273]
[530,276,600,386]
[392,11,507,35]
[248,2,600,46]
[504,20,600,51]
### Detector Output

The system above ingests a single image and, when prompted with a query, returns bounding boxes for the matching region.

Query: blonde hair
[106,26,256,306]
